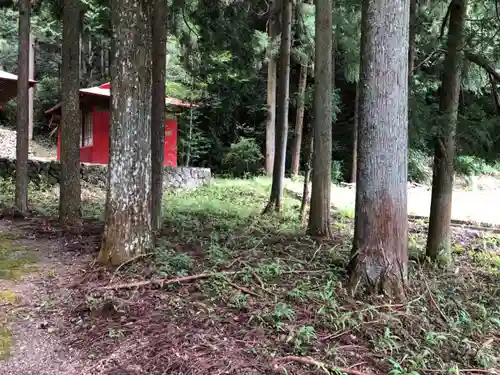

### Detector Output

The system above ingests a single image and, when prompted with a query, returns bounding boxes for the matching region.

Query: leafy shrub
[455,155,498,177]
[222,137,263,178]
[331,160,344,184]
[408,149,432,183]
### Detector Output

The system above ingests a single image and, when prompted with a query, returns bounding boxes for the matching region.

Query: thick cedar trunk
[265,0,281,175]
[351,81,359,183]
[426,0,467,262]
[59,0,82,224]
[98,0,154,266]
[349,0,409,301]
[151,0,167,234]
[307,0,333,237]
[299,127,313,225]
[263,0,292,213]
[15,0,30,213]
[290,64,308,178]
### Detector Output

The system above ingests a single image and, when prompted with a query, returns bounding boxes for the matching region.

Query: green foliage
[222,137,263,178]
[455,155,499,177]
[408,149,432,183]
[331,160,344,184]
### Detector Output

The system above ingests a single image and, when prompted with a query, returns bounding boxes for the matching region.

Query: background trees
[426,0,468,263]
[0,0,498,184]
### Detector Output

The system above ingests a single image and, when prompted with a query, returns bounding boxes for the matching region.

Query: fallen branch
[465,51,500,83]
[423,277,448,323]
[273,356,376,375]
[224,280,260,297]
[99,271,238,291]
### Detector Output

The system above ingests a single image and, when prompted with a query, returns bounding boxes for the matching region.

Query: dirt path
[0,219,91,375]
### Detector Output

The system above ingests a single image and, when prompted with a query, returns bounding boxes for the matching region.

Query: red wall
[57,109,178,167]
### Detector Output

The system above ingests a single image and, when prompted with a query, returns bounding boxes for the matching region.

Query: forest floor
[0,177,499,375]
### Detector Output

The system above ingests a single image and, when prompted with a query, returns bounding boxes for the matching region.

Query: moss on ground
[0,326,12,359]
[0,235,36,280]
[0,290,18,304]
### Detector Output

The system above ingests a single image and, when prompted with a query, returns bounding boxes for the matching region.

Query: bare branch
[465,51,500,83]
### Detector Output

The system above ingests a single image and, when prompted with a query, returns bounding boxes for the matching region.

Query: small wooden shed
[0,69,37,108]
[45,82,195,166]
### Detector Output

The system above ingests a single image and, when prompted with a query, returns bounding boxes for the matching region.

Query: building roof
[45,82,197,116]
[0,69,37,105]
[0,69,37,84]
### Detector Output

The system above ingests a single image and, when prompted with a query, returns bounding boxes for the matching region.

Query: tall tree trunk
[351,80,359,183]
[28,33,34,140]
[408,0,417,77]
[98,0,154,265]
[348,0,409,301]
[265,0,281,175]
[15,0,30,213]
[307,0,333,237]
[299,126,313,225]
[426,0,467,263]
[151,0,167,234]
[59,0,82,224]
[263,0,292,213]
[490,73,500,116]
[290,64,308,178]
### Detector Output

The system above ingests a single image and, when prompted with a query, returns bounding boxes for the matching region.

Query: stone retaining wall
[0,158,211,190]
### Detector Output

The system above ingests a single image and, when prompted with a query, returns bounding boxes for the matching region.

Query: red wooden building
[46,82,195,166]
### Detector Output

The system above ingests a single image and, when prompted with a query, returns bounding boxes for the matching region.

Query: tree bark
[426,0,467,263]
[263,0,292,213]
[351,80,359,183]
[290,64,308,178]
[299,126,313,225]
[408,0,417,77]
[349,0,409,301]
[489,74,500,116]
[15,0,30,213]
[265,0,281,175]
[98,0,154,266]
[59,0,82,224]
[151,0,167,234]
[307,0,333,237]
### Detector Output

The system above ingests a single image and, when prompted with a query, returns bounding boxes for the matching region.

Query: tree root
[98,271,239,291]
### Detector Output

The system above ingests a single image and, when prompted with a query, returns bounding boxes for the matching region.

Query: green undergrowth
[0,177,105,218]
[90,177,499,374]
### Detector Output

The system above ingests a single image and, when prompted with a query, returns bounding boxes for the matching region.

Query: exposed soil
[0,218,92,375]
